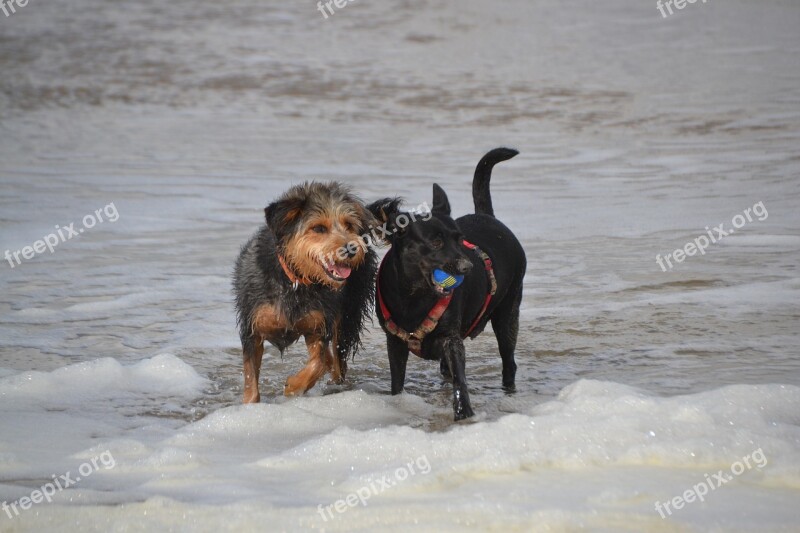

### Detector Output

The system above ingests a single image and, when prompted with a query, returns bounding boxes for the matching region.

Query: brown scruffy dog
[233,182,378,403]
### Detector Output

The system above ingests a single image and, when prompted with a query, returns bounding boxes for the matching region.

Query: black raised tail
[472,147,519,217]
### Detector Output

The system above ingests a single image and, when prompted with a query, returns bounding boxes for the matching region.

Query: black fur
[368,148,526,421]
[473,147,519,217]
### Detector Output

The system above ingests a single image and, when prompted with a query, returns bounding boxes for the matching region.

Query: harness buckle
[408,337,422,354]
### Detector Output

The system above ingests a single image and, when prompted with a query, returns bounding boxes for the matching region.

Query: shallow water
[1,0,799,530]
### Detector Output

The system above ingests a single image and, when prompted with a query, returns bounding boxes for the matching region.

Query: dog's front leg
[387,334,409,395]
[438,337,474,420]
[285,334,328,396]
[242,338,264,404]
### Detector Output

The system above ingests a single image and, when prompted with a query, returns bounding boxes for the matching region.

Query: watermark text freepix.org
[656,201,767,272]
[657,0,708,19]
[654,448,767,518]
[2,451,116,519]
[0,0,29,18]
[317,454,431,521]
[319,201,431,268]
[4,202,120,269]
[317,0,355,20]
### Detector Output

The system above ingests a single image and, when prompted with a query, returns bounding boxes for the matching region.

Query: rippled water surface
[1,0,799,530]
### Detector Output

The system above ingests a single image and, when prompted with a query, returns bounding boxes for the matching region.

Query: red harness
[376,240,497,356]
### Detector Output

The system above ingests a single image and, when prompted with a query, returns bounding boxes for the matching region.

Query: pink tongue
[331,264,352,279]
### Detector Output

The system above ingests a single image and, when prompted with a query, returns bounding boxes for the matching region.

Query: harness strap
[377,251,452,356]
[461,240,497,338]
[376,240,497,355]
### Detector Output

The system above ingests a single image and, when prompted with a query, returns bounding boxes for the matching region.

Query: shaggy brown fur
[233,182,378,402]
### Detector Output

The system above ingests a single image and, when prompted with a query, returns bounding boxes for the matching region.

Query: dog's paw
[283,378,305,397]
[323,379,352,396]
[453,403,475,421]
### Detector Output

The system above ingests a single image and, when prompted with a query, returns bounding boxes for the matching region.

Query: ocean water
[1,0,799,530]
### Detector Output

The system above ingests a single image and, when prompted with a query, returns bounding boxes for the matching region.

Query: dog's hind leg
[333,353,347,384]
[330,321,347,384]
[242,338,264,404]
[387,334,409,395]
[439,357,452,379]
[491,288,522,391]
[285,335,329,396]
[437,337,475,420]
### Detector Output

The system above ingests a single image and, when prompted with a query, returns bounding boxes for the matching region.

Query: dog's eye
[431,238,443,250]
[312,225,328,234]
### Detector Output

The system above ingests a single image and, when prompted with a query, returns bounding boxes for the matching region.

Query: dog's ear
[265,197,305,239]
[432,183,451,217]
[365,197,405,244]
[367,197,402,225]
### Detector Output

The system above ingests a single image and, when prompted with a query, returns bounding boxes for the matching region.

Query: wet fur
[234,182,377,402]
[368,148,526,420]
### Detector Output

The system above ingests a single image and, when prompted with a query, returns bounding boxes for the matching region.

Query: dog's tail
[472,147,519,217]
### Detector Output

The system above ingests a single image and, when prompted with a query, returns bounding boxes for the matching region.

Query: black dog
[368,148,526,420]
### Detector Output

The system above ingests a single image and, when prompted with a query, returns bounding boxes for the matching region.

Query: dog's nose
[454,258,472,275]
[344,246,359,259]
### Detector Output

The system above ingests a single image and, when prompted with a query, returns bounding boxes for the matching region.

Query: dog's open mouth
[322,258,352,281]
[430,273,453,295]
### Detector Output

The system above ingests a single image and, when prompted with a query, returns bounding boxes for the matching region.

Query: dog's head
[368,185,473,296]
[265,182,375,289]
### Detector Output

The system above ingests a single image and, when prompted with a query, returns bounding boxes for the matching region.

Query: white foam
[2,356,798,530]
[0,354,208,404]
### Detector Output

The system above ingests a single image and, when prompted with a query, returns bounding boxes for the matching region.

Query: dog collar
[277,254,314,289]
[376,240,497,356]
